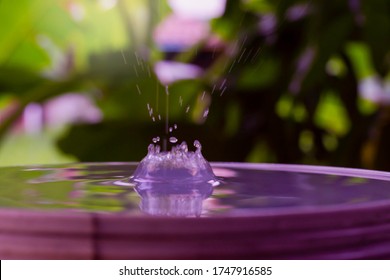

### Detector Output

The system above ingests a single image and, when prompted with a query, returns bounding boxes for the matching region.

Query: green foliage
[203,0,390,169]
[1,0,390,171]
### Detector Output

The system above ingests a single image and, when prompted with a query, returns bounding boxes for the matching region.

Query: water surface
[1,163,390,217]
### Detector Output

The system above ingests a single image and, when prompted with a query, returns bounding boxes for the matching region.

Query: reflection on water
[0,163,390,217]
[135,183,213,217]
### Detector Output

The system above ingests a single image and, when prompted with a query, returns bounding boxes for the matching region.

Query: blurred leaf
[314,91,350,135]
[246,139,276,162]
[211,0,257,41]
[326,55,347,78]
[345,42,376,79]
[0,66,44,93]
[237,57,280,89]
[276,94,293,119]
[301,14,354,90]
[58,122,156,162]
[241,0,275,14]
[0,0,72,70]
[358,98,377,115]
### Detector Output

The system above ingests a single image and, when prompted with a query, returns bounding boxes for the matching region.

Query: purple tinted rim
[211,162,390,181]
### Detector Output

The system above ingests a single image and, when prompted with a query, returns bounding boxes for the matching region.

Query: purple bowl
[0,162,390,259]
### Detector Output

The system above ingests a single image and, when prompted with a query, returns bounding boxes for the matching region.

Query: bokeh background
[0,0,389,170]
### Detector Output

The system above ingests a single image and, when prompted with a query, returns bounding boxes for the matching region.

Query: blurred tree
[158,0,390,170]
[0,0,390,171]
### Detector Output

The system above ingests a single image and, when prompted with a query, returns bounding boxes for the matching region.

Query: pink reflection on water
[213,167,238,178]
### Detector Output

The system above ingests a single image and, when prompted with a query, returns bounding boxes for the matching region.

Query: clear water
[1,161,390,217]
[130,141,218,216]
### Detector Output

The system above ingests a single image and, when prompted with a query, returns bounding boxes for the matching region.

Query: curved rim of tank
[212,162,390,181]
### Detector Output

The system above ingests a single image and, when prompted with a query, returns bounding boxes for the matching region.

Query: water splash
[132,141,217,185]
[130,141,219,217]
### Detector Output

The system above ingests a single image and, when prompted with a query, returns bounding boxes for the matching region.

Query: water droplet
[158,114,161,121]
[174,124,178,129]
[152,117,156,122]
[186,106,190,113]
[237,48,246,63]
[179,96,183,107]
[120,49,127,64]
[133,65,139,77]
[179,141,188,152]
[134,51,141,65]
[139,58,145,71]
[169,127,173,133]
[152,137,160,143]
[220,86,227,96]
[194,140,202,151]
[203,108,209,118]
[147,144,153,153]
[136,84,142,95]
[211,84,216,95]
[228,60,236,73]
[219,78,227,90]
[244,48,254,63]
[251,46,262,63]
[240,35,248,51]
[147,66,152,77]
[169,137,178,144]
